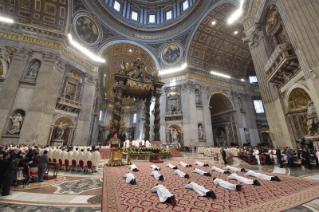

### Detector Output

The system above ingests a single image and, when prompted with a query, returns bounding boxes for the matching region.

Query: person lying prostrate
[173,170,189,178]
[150,164,161,171]
[245,170,281,181]
[210,166,231,174]
[192,168,211,177]
[178,161,192,167]
[213,177,242,191]
[194,161,209,167]
[151,184,177,206]
[166,163,178,169]
[150,171,165,180]
[223,165,246,172]
[184,182,216,199]
[228,173,260,186]
[128,164,139,172]
[123,172,137,185]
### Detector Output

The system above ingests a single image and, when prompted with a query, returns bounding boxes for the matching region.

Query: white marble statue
[198,125,205,139]
[195,90,201,104]
[171,129,178,143]
[244,128,250,140]
[8,113,23,134]
[28,62,40,78]
[54,122,69,140]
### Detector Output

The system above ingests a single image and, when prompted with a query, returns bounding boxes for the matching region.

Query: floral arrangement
[106,161,128,167]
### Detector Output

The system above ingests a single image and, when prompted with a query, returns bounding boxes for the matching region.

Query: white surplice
[173,170,186,178]
[192,168,207,175]
[245,170,272,181]
[228,173,254,184]
[150,171,164,180]
[150,164,160,170]
[184,182,209,196]
[210,166,226,173]
[151,184,173,203]
[166,163,177,169]
[213,178,237,190]
[123,173,136,183]
[178,161,190,167]
[223,165,241,172]
[194,161,205,166]
[128,164,138,171]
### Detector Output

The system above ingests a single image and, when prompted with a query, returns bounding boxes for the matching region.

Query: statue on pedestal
[305,101,319,136]
[171,129,178,144]
[244,128,250,141]
[8,113,23,134]
[198,125,206,139]
[195,90,201,104]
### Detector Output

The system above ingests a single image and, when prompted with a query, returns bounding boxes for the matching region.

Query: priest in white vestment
[192,168,211,177]
[128,164,139,172]
[184,182,216,199]
[245,170,281,181]
[213,177,242,191]
[210,166,231,174]
[173,170,189,178]
[228,173,260,185]
[150,171,164,180]
[151,184,176,206]
[194,161,209,167]
[166,163,178,169]
[178,161,192,167]
[123,173,137,185]
[150,164,161,171]
[223,165,246,172]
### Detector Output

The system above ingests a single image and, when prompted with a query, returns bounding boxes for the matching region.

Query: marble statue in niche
[8,113,23,134]
[303,101,319,136]
[28,62,40,78]
[195,89,201,105]
[170,99,179,112]
[198,124,206,139]
[171,129,178,143]
[54,122,70,140]
[244,128,250,141]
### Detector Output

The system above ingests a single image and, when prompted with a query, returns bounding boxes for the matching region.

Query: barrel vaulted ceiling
[188,3,254,79]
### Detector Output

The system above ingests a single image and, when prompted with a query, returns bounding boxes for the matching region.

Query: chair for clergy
[71,159,78,171]
[78,160,85,172]
[58,159,65,171]
[65,159,72,171]
[87,161,95,174]
[25,165,38,185]
[53,158,57,163]
[49,158,52,163]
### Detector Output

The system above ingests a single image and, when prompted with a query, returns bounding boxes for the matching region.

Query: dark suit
[276,149,283,168]
[222,150,227,165]
[38,154,49,182]
[0,159,9,188]
[2,159,19,195]
[286,148,294,167]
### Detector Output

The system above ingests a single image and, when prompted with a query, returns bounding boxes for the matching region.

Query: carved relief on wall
[166,124,183,146]
[0,46,15,77]
[288,88,311,112]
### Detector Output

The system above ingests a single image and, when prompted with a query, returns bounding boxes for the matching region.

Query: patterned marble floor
[2,151,319,211]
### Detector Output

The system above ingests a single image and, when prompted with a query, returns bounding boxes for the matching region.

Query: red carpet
[102,160,319,212]
[151,160,164,163]
[99,148,111,159]
[170,148,183,157]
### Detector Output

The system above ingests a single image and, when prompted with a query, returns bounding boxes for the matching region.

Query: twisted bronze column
[154,91,161,141]
[144,98,151,141]
[112,82,125,132]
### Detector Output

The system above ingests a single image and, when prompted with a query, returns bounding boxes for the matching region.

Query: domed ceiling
[102,43,157,103]
[188,3,254,79]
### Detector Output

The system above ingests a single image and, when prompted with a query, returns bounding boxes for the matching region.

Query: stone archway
[166,123,183,146]
[49,115,76,146]
[209,93,238,147]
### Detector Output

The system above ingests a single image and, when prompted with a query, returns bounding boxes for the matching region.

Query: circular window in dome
[74,15,100,45]
[161,43,182,65]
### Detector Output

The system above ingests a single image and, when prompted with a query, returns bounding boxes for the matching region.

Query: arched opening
[286,88,313,140]
[166,124,183,146]
[51,116,76,146]
[210,93,238,147]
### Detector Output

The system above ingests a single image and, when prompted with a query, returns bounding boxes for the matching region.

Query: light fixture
[234,31,238,35]
[0,16,14,24]
[227,0,244,24]
[104,74,106,77]
[241,79,245,82]
[129,49,132,52]
[67,34,105,63]
[210,71,231,79]
[159,63,188,75]
[212,21,216,25]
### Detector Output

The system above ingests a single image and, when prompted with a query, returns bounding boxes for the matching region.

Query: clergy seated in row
[151,184,177,206]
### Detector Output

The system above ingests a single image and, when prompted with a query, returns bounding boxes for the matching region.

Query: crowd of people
[0,144,101,196]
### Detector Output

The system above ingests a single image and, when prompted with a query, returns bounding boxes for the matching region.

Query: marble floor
[1,151,319,211]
